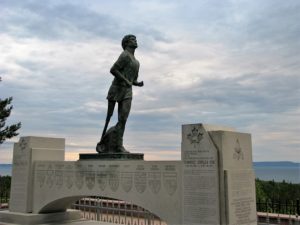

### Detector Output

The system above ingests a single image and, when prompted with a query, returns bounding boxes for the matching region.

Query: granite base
[79,153,144,160]
[0,209,81,225]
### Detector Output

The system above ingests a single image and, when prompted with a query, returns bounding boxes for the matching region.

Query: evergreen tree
[0,77,21,144]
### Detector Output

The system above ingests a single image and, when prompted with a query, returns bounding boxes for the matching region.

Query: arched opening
[71,196,167,225]
[39,195,167,225]
[38,195,85,213]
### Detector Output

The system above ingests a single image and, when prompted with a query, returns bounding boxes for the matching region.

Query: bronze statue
[96,35,144,153]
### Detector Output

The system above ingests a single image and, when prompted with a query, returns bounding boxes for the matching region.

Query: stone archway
[32,160,182,225]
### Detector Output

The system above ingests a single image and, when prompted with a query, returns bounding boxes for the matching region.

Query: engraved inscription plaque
[36,164,46,188]
[97,165,107,191]
[163,172,177,196]
[109,172,120,192]
[9,139,31,212]
[182,124,220,225]
[55,164,64,188]
[225,170,257,225]
[75,164,84,190]
[148,172,161,194]
[97,173,107,191]
[86,165,96,190]
[163,164,178,196]
[134,165,147,193]
[65,164,74,189]
[121,172,133,193]
[46,164,55,188]
[108,165,120,192]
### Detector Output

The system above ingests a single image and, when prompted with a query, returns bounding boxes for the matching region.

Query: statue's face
[127,36,138,49]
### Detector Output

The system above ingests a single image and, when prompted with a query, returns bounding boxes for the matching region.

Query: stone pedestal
[9,137,65,213]
[79,153,144,160]
[0,209,80,225]
[210,130,257,225]
[181,124,257,225]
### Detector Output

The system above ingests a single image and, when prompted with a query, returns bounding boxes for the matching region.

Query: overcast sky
[0,0,299,163]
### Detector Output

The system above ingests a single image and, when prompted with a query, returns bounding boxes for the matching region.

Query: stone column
[181,123,257,225]
[210,130,257,225]
[9,136,65,213]
[182,124,224,225]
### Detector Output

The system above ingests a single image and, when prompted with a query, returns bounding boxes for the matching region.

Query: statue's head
[122,34,137,50]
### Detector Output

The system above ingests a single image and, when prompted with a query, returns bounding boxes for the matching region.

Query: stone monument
[181,124,257,225]
[0,123,257,225]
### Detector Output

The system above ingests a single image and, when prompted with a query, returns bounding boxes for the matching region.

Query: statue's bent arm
[110,52,131,86]
[132,64,143,87]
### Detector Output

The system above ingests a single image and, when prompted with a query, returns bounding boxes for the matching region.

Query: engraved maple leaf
[187,127,203,145]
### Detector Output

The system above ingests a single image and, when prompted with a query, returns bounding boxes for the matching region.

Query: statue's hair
[121,34,136,50]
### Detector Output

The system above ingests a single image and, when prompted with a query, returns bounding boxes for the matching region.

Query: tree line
[256,179,300,214]
[256,178,300,202]
[0,77,20,206]
[0,176,11,203]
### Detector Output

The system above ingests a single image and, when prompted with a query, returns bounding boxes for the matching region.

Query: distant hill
[0,164,12,176]
[1,161,300,177]
[253,161,300,167]
[0,164,12,167]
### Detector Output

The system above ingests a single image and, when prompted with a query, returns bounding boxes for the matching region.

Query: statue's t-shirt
[107,50,140,102]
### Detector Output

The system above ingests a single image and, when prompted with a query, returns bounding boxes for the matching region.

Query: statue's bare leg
[115,98,132,151]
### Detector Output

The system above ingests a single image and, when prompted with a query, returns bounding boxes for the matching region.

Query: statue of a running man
[96,34,144,153]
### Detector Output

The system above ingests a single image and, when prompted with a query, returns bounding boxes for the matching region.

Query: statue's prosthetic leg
[97,99,131,153]
[101,101,116,141]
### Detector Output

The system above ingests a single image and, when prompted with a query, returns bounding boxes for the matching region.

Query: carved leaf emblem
[19,138,27,151]
[233,139,244,160]
[187,127,203,147]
